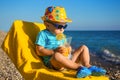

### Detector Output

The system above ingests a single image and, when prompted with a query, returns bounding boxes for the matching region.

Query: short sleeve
[35,31,46,47]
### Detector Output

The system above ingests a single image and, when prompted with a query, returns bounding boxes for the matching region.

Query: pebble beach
[0,30,120,80]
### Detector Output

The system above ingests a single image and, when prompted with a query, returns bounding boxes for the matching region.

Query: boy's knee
[81,45,87,48]
[80,45,88,50]
[53,52,62,61]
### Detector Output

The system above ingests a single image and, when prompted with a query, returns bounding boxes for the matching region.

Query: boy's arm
[36,45,54,56]
[54,45,72,54]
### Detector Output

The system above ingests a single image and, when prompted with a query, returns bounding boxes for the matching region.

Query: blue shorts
[39,56,56,69]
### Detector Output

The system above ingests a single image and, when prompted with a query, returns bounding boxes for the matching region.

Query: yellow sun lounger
[2,20,109,80]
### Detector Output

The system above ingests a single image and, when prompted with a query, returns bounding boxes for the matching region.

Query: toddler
[35,6,106,78]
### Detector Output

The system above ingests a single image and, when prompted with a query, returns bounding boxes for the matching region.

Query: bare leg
[50,52,82,70]
[71,45,91,68]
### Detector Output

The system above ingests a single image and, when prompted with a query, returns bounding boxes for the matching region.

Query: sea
[64,31,120,64]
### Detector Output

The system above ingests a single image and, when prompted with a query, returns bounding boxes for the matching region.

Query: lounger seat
[2,20,109,80]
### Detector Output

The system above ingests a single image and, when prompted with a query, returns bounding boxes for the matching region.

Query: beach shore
[0,30,120,80]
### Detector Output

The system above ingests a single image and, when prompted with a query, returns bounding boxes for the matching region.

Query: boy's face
[45,21,67,35]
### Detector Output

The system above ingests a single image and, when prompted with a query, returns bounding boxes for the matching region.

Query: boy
[35,6,106,78]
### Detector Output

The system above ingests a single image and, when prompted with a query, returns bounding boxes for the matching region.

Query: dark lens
[63,24,67,29]
[58,25,63,29]
[57,24,67,29]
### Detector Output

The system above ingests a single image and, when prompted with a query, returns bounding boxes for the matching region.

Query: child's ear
[44,21,50,29]
[44,21,49,27]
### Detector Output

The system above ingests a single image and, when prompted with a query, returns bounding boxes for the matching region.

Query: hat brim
[41,16,72,23]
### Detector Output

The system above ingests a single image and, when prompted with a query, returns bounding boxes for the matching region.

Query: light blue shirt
[35,29,65,65]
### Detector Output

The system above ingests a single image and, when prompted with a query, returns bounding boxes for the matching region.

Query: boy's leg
[50,52,82,70]
[71,45,91,68]
[50,52,92,78]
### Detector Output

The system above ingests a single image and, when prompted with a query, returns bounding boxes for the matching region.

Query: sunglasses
[47,21,67,29]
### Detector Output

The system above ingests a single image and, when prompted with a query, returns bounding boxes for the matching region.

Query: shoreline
[0,30,120,80]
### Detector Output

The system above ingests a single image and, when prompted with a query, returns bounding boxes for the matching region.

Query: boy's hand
[54,47,67,54]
